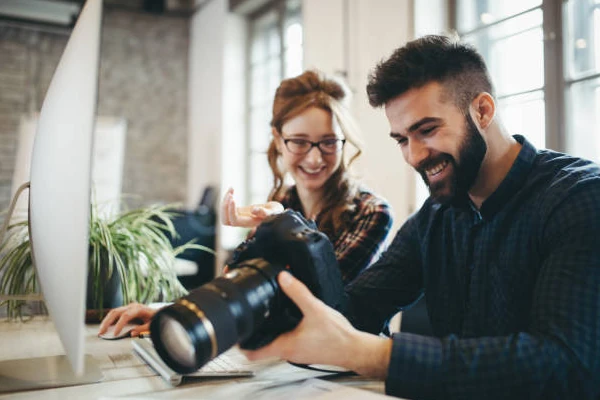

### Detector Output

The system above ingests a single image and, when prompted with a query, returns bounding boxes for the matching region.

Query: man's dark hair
[366,34,494,111]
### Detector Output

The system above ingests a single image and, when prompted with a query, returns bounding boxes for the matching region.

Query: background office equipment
[0,0,104,391]
[10,116,126,224]
[165,186,217,290]
[399,295,433,335]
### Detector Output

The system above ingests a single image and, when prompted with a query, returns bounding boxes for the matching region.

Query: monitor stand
[0,183,104,392]
[0,354,103,393]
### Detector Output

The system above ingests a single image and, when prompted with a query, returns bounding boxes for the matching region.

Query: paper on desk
[97,378,395,399]
[250,378,394,399]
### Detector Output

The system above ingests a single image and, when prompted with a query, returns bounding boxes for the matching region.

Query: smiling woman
[98,70,395,342]
[224,70,393,283]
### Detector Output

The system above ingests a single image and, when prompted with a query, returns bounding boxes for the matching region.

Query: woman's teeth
[301,166,323,174]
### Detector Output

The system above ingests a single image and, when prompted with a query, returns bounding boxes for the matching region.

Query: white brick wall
[0,7,190,212]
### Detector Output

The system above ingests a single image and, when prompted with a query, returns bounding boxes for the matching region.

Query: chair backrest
[400,295,433,335]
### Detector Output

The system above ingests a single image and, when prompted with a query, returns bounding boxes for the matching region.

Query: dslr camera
[149,209,346,374]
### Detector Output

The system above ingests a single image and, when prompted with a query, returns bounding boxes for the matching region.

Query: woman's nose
[304,145,323,164]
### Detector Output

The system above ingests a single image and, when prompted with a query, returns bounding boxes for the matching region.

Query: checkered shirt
[279,186,393,283]
[346,135,600,399]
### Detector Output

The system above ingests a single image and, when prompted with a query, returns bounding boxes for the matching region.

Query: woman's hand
[98,303,158,337]
[221,188,284,228]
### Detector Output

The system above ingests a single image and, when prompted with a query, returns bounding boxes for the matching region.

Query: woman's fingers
[251,202,284,218]
[129,322,151,337]
[265,201,285,213]
[98,306,127,334]
[221,188,236,225]
[221,189,284,228]
[97,303,155,336]
[227,193,239,225]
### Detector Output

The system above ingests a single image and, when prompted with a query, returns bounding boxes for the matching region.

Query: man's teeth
[426,160,449,176]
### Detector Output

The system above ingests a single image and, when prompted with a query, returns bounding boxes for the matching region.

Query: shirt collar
[477,135,537,219]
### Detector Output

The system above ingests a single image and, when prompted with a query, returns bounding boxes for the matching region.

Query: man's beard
[418,113,487,205]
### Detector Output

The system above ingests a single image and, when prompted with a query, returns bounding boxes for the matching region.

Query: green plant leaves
[1,202,214,319]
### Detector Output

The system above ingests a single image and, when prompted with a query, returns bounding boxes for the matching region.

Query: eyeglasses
[280,135,346,155]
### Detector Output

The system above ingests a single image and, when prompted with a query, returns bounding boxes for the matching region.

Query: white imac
[0,0,104,391]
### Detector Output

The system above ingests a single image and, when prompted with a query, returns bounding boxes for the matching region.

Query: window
[454,0,600,160]
[564,0,600,160]
[247,0,302,205]
[456,1,546,149]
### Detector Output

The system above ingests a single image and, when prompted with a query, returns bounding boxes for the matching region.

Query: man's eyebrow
[390,117,443,139]
[283,132,337,138]
[407,117,442,133]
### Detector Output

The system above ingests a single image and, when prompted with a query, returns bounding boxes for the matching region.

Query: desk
[0,317,396,399]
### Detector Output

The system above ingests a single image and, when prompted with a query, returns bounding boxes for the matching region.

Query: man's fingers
[277,271,320,315]
[243,332,290,361]
[243,343,277,361]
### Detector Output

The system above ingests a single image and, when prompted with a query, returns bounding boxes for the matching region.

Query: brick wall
[0,7,189,213]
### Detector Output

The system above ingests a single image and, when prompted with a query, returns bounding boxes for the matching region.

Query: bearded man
[244,34,600,400]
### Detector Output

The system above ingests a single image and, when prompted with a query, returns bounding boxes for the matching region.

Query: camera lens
[150,258,283,374]
[158,315,196,369]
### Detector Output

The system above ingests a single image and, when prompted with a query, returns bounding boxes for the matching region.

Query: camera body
[229,209,346,349]
[150,210,346,373]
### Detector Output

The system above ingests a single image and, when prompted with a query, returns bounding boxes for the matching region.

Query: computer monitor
[0,0,104,391]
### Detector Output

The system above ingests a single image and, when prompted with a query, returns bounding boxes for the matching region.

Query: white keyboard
[132,339,254,386]
[196,352,247,374]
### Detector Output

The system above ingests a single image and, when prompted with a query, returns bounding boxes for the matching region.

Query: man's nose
[406,139,430,168]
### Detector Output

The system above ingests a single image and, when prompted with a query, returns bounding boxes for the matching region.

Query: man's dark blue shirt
[346,136,600,399]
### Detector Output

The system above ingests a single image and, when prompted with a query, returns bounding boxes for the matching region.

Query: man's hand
[244,271,393,379]
[98,303,157,337]
[221,188,284,228]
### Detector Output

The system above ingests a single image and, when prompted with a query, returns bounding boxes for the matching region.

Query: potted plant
[0,202,214,320]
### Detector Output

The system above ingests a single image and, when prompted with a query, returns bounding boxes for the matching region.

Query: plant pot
[86,249,124,311]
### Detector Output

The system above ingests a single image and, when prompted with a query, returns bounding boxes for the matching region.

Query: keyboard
[132,338,254,386]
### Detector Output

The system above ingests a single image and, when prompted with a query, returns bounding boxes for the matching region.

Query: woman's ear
[272,127,283,153]
[470,92,495,130]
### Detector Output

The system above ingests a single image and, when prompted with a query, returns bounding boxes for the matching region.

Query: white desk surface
[0,317,396,400]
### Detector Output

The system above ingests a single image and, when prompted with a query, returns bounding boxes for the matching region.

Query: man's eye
[395,137,408,146]
[421,126,436,135]
[321,139,337,146]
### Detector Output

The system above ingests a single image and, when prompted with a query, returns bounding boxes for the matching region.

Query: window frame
[451,0,600,154]
[245,0,302,205]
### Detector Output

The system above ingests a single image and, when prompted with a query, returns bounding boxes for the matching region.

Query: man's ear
[470,92,495,130]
